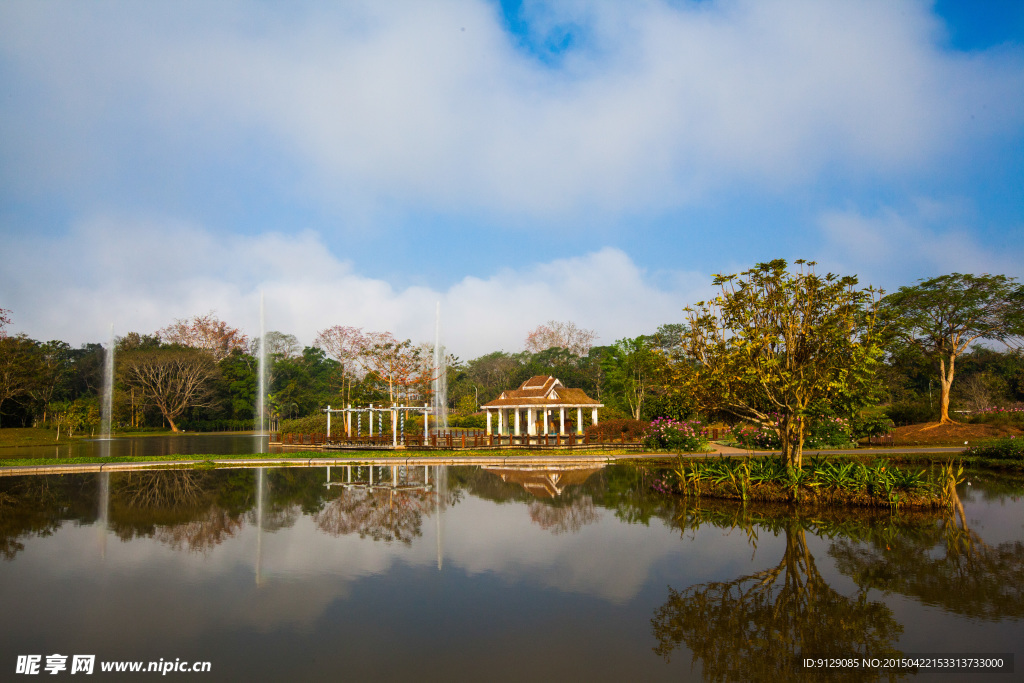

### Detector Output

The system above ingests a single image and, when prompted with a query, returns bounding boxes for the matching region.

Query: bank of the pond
[0,449,638,476]
[662,455,963,509]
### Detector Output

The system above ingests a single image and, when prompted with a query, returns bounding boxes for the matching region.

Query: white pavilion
[481,375,603,437]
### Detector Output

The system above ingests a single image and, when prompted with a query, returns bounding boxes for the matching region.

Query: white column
[559,407,565,436]
[369,404,374,437]
[424,403,430,441]
[346,405,352,437]
[497,408,504,436]
[577,407,583,435]
[592,407,599,427]
[392,409,398,447]
[326,405,331,439]
[486,410,492,436]
[514,408,521,436]
[527,408,535,436]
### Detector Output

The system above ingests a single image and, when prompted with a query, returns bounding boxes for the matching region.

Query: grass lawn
[0,427,85,448]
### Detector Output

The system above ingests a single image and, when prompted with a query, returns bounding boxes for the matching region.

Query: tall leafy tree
[602,336,658,420]
[0,335,40,427]
[685,260,884,469]
[882,273,1024,423]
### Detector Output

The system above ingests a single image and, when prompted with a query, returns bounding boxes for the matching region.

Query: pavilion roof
[481,375,602,408]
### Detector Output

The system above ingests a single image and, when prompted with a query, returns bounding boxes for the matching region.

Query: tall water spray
[100,324,115,439]
[255,291,267,453]
[432,302,448,432]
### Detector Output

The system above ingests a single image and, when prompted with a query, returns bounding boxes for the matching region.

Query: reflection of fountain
[97,471,110,558]
[100,323,115,445]
[432,302,448,433]
[255,468,264,586]
[255,291,267,454]
[434,465,446,570]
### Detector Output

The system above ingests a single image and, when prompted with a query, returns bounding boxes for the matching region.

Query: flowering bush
[805,416,854,448]
[969,405,1024,428]
[730,423,782,450]
[645,417,709,452]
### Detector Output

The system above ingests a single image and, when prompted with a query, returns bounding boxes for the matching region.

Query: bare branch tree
[119,348,220,432]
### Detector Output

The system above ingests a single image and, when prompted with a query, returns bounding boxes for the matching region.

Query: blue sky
[1,0,1022,358]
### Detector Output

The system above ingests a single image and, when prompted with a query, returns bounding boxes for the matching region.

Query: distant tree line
[0,267,1021,445]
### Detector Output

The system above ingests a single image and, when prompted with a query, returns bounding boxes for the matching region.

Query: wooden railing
[272,430,645,451]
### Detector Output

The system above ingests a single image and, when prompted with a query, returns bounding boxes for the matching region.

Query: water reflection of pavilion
[482,463,604,498]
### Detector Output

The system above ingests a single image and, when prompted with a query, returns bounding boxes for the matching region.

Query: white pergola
[323,403,438,447]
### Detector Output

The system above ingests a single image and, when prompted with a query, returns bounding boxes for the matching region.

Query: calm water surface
[2,433,277,460]
[1,464,1021,681]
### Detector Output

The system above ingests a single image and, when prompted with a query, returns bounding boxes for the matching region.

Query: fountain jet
[100,323,115,440]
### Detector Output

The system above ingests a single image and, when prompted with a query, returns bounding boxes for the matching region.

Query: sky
[1,0,1022,359]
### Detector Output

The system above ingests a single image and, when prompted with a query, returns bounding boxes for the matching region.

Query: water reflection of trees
[0,475,96,560]
[314,487,434,545]
[830,498,1024,620]
[652,501,906,681]
[108,471,243,551]
[528,496,600,534]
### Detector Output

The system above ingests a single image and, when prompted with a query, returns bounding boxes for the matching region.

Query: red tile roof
[481,376,602,408]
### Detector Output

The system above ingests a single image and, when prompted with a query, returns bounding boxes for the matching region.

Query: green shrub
[852,412,894,439]
[968,407,1024,429]
[280,414,328,435]
[448,413,486,429]
[885,401,934,426]
[963,437,1024,460]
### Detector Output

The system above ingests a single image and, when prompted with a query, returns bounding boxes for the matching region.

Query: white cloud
[1,0,1021,218]
[0,217,706,355]
[817,204,1024,289]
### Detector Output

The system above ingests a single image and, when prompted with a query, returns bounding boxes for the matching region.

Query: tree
[882,273,1024,423]
[0,335,40,428]
[685,260,884,470]
[28,340,75,424]
[119,347,220,432]
[158,313,248,362]
[0,307,11,338]
[359,333,433,406]
[251,330,300,359]
[314,325,367,406]
[524,320,597,357]
[602,336,658,420]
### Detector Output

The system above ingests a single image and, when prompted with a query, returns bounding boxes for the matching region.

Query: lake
[1,463,1020,681]
[0,433,277,461]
